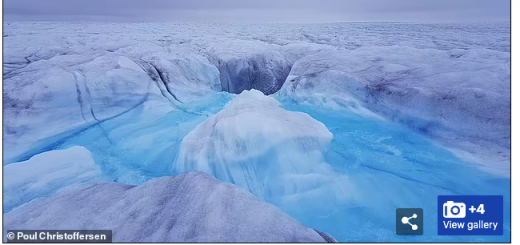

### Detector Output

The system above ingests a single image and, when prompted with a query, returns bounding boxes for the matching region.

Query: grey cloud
[4,0,511,22]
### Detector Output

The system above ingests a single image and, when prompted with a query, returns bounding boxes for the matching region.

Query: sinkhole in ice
[216,56,292,95]
[3,51,510,242]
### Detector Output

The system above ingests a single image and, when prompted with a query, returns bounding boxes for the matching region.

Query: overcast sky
[4,0,510,23]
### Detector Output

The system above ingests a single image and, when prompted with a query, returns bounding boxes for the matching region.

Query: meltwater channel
[24,90,510,243]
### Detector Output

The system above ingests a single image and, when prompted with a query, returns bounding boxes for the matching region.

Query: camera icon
[443,201,466,218]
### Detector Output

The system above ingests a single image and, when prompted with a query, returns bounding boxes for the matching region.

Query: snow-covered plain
[3,21,510,242]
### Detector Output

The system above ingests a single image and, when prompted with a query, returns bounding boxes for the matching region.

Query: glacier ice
[3,22,510,174]
[275,45,510,176]
[215,52,292,95]
[173,89,355,206]
[3,52,173,164]
[3,146,107,213]
[2,21,510,242]
[134,55,222,103]
[4,171,333,243]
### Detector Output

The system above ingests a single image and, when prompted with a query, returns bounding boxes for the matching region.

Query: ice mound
[4,171,333,243]
[173,90,353,204]
[3,146,107,212]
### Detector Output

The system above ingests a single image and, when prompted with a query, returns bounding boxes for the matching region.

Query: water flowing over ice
[3,22,510,242]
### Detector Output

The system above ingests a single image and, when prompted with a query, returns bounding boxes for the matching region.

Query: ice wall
[217,53,292,95]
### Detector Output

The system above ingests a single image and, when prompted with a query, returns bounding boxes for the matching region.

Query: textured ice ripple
[4,171,334,243]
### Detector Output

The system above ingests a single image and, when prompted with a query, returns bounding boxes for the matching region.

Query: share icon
[402,214,419,230]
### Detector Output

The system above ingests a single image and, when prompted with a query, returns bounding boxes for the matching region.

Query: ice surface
[52,91,234,185]
[3,21,510,242]
[3,52,173,164]
[275,45,510,176]
[3,22,510,173]
[277,103,510,242]
[4,171,332,243]
[3,146,107,213]
[174,89,355,205]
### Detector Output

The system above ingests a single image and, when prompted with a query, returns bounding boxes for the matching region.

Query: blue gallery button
[438,195,503,235]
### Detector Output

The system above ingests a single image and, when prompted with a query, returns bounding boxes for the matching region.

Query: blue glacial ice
[3,146,108,213]
[173,89,352,205]
[2,22,510,242]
